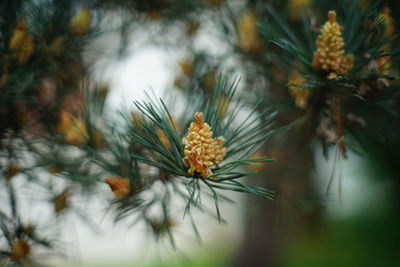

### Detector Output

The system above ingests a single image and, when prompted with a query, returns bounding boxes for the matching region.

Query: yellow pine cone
[288,72,312,109]
[312,11,353,78]
[9,22,34,64]
[10,239,30,261]
[313,11,345,71]
[237,11,262,53]
[288,0,311,21]
[70,8,92,36]
[105,177,131,198]
[182,112,226,177]
[58,111,87,146]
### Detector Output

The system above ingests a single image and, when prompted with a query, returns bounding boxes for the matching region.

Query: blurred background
[1,0,400,266]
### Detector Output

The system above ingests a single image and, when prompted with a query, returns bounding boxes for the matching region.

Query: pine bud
[288,72,312,109]
[9,22,34,64]
[53,191,69,214]
[10,239,30,261]
[237,11,262,53]
[70,8,92,36]
[312,11,353,78]
[182,112,226,177]
[58,111,87,146]
[105,177,131,198]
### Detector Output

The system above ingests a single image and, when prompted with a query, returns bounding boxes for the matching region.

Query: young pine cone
[105,177,131,198]
[312,11,353,78]
[182,112,226,177]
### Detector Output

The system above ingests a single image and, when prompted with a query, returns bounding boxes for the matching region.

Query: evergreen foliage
[1,0,400,265]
